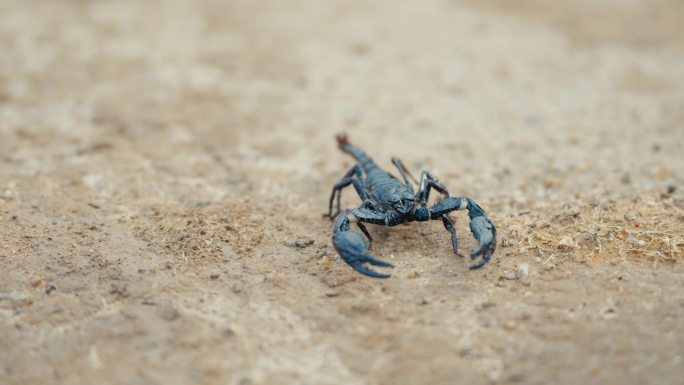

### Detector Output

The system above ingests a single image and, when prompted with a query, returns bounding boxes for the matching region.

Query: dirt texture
[1,1,683,384]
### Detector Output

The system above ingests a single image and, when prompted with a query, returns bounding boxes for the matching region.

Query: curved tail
[336,133,378,173]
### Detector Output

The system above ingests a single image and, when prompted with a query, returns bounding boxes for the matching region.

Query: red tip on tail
[336,133,348,147]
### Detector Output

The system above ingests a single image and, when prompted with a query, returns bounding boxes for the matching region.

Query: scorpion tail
[333,212,393,278]
[335,133,378,172]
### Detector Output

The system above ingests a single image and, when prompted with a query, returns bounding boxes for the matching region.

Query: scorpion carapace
[325,133,496,278]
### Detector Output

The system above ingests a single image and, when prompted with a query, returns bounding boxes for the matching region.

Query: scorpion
[325,134,496,278]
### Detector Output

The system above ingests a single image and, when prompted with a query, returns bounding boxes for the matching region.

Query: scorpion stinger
[326,133,497,278]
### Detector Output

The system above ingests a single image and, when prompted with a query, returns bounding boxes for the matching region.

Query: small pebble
[543,177,557,188]
[518,263,530,286]
[232,284,244,294]
[159,306,180,321]
[284,237,314,248]
[45,283,56,295]
[30,277,43,287]
[503,320,517,330]
[325,291,339,297]
[406,271,420,279]
[501,238,517,247]
[557,236,575,250]
[249,213,264,224]
[501,270,518,280]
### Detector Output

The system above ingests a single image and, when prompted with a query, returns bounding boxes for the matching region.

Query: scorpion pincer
[325,133,496,278]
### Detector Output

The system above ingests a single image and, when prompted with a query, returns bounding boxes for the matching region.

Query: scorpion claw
[333,227,393,278]
[470,242,488,258]
[468,215,496,269]
[349,262,391,279]
[470,247,494,270]
[364,254,393,268]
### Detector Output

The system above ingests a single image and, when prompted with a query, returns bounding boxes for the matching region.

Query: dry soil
[1,1,683,384]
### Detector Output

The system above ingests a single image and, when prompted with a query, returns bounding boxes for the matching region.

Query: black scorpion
[325,134,496,278]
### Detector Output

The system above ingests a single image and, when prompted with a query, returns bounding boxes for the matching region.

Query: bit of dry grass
[501,194,684,267]
[133,205,266,266]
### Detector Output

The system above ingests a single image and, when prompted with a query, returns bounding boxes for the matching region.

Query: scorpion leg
[441,215,463,257]
[326,164,366,219]
[417,171,461,256]
[332,208,396,278]
[428,196,496,269]
[391,157,418,193]
[356,198,385,249]
[417,171,449,203]
[357,221,373,250]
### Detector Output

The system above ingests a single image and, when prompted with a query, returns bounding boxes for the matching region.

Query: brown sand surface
[1,1,683,384]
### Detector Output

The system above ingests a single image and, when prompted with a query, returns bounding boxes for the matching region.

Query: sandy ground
[1,1,683,384]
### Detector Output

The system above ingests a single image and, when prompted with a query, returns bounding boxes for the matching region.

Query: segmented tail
[336,133,378,172]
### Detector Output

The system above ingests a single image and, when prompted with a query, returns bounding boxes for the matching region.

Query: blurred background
[1,1,683,384]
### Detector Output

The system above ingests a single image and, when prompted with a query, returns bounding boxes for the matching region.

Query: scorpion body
[327,134,496,278]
